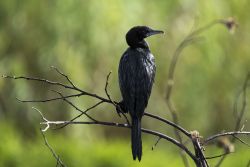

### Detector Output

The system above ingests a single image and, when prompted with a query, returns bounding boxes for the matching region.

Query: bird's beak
[146,30,164,37]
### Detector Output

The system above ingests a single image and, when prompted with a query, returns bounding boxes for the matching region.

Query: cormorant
[118,26,163,161]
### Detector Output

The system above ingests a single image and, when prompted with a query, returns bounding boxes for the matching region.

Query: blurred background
[0,0,250,166]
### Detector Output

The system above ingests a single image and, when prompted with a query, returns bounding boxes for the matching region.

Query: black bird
[118,26,163,161]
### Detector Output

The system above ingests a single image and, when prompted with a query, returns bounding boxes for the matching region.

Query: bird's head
[126,26,164,48]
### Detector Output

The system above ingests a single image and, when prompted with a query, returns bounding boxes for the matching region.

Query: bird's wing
[118,50,137,113]
[134,52,156,115]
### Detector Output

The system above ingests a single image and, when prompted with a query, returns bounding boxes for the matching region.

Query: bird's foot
[115,101,128,115]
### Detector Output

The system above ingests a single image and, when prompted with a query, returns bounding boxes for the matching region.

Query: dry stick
[232,135,250,147]
[2,75,111,103]
[39,118,197,163]
[190,131,209,167]
[2,74,192,137]
[40,130,66,167]
[204,131,250,144]
[104,71,130,125]
[165,18,239,167]
[54,90,104,127]
[152,137,161,150]
[104,71,113,103]
[193,138,208,167]
[144,112,191,138]
[205,152,233,160]
[16,93,84,103]
[51,66,76,88]
[53,90,98,122]
[215,72,250,167]
[234,72,250,131]
[55,100,103,129]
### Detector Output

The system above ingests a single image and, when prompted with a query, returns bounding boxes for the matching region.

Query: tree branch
[204,131,250,144]
[40,130,66,167]
[37,113,197,163]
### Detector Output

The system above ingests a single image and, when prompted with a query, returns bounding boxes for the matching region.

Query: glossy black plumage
[118,26,163,161]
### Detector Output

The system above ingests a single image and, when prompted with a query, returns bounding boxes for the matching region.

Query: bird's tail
[131,117,142,161]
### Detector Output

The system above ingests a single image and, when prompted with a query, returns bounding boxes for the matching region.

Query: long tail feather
[131,118,142,161]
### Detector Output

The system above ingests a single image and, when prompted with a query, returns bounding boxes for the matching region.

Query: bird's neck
[137,40,149,49]
[127,39,149,49]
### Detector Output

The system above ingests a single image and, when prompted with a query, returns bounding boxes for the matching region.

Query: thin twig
[215,72,249,166]
[40,130,66,167]
[55,100,104,129]
[33,107,50,132]
[215,157,226,167]
[144,112,191,138]
[16,93,84,103]
[51,66,76,88]
[232,135,250,147]
[205,152,233,160]
[152,137,161,150]
[204,131,250,144]
[2,75,111,103]
[51,90,99,122]
[104,71,113,103]
[104,71,130,124]
[234,72,250,132]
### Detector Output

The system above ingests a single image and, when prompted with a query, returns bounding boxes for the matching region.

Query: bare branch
[103,71,130,124]
[51,66,76,88]
[234,72,250,131]
[232,135,250,147]
[204,131,250,144]
[2,75,111,103]
[16,93,84,103]
[215,72,249,166]
[51,90,99,122]
[5,72,191,137]
[104,71,113,102]
[40,119,197,162]
[191,131,209,167]
[33,107,50,132]
[144,112,191,138]
[152,137,161,150]
[40,130,66,167]
[3,75,73,90]
[205,152,233,160]
[55,100,104,130]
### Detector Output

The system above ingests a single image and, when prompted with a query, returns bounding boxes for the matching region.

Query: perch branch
[36,111,197,163]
